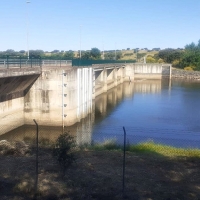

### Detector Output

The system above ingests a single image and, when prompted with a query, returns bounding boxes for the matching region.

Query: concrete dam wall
[0,63,171,136]
[0,70,40,134]
[24,67,93,127]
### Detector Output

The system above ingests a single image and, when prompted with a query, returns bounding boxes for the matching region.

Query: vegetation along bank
[172,68,200,80]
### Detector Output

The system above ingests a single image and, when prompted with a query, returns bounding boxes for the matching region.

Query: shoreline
[172,68,200,80]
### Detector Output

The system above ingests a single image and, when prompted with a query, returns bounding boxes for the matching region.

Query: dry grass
[0,145,200,200]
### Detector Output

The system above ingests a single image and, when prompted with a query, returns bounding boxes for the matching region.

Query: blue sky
[1,0,200,52]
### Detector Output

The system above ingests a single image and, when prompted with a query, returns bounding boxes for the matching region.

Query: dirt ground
[0,148,200,200]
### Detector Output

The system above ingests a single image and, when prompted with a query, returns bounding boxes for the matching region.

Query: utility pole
[115,42,116,60]
[80,25,82,59]
[102,41,104,60]
[26,1,31,60]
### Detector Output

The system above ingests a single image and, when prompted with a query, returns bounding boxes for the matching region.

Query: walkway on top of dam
[0,59,72,78]
[0,58,172,79]
[0,58,130,78]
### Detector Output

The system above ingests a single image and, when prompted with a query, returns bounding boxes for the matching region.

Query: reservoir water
[1,79,200,148]
[92,79,200,148]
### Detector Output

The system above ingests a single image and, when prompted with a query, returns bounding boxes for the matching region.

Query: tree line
[0,49,74,60]
[0,47,124,61]
[0,48,121,60]
[1,40,200,70]
[146,40,200,71]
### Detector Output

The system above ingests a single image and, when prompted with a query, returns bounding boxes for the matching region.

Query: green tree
[51,50,60,53]
[63,51,74,59]
[19,50,26,54]
[3,49,18,57]
[90,48,101,60]
[81,51,91,59]
[105,52,115,60]
[53,132,76,176]
[29,50,44,58]
[103,51,122,60]
[116,52,122,60]
[146,56,156,63]
[157,49,183,63]
[137,53,146,60]
[181,40,200,70]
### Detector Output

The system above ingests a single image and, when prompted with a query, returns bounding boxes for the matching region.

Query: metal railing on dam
[72,59,136,67]
[0,58,72,69]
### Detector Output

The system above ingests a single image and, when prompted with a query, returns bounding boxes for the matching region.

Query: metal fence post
[20,56,22,68]
[33,119,39,199]
[40,58,42,68]
[6,56,9,69]
[31,57,33,68]
[122,126,127,196]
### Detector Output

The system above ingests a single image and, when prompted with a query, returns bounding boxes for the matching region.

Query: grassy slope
[0,140,200,199]
[87,140,200,158]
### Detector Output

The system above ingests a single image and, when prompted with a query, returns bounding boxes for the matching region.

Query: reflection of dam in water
[0,79,165,145]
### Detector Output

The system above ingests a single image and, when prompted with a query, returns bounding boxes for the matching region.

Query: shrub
[0,140,15,155]
[87,139,121,151]
[172,59,181,68]
[0,140,29,155]
[146,56,156,63]
[14,141,29,155]
[124,53,133,56]
[158,58,164,63]
[53,132,76,176]
[184,66,195,71]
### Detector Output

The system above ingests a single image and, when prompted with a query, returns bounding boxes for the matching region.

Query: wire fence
[0,123,200,199]
[91,126,200,149]
[1,124,200,149]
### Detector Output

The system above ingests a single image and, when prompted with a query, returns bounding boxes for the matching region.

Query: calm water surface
[92,79,200,148]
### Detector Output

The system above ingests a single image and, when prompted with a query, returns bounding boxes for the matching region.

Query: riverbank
[0,142,200,200]
[172,68,200,80]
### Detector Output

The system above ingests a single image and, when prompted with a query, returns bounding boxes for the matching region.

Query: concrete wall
[133,63,172,79]
[93,63,169,97]
[0,74,40,135]
[24,67,93,127]
[0,97,24,135]
[94,66,128,97]
[133,63,162,79]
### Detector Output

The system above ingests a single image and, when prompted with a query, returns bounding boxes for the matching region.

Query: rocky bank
[172,68,200,80]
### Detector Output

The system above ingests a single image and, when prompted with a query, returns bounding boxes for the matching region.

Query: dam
[0,61,171,139]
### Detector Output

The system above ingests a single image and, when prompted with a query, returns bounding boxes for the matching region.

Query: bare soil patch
[0,148,200,199]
